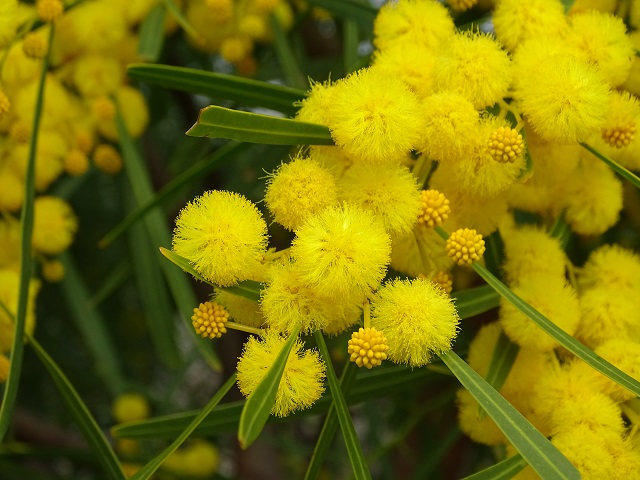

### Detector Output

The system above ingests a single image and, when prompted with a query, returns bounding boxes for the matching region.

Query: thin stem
[225,321,263,336]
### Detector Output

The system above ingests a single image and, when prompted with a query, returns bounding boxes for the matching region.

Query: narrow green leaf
[314,331,371,480]
[186,106,334,145]
[130,373,236,480]
[28,335,126,480]
[0,26,53,442]
[304,0,377,30]
[99,142,251,247]
[127,190,181,368]
[127,64,305,116]
[483,230,505,280]
[59,252,127,395]
[160,0,200,41]
[116,108,222,372]
[238,325,302,449]
[137,4,166,62]
[549,212,570,250]
[439,351,580,480]
[343,18,359,75]
[304,361,358,480]
[472,261,640,398]
[89,262,131,308]
[479,331,520,419]
[462,454,527,480]
[581,142,640,190]
[270,13,307,89]
[561,0,576,13]
[452,284,500,319]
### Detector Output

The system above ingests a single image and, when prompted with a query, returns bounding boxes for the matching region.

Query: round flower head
[72,55,122,98]
[601,91,640,148]
[515,54,610,144]
[418,91,479,164]
[0,0,20,48]
[172,190,268,286]
[99,86,149,140]
[22,32,48,59]
[448,0,477,12]
[347,327,389,369]
[215,290,264,329]
[550,426,620,479]
[579,244,640,293]
[295,79,338,127]
[112,393,150,424]
[370,278,460,367]
[64,150,89,176]
[337,163,421,238]
[236,330,326,417]
[433,31,512,109]
[32,196,78,255]
[390,227,454,278]
[417,190,450,229]
[446,228,485,267]
[567,11,634,87]
[492,0,567,52]
[191,301,229,339]
[291,204,391,300]
[325,68,424,164]
[430,271,452,295]
[488,127,524,164]
[0,270,40,353]
[93,144,122,175]
[42,259,65,283]
[37,0,64,23]
[499,274,580,352]
[372,43,437,99]
[9,131,67,191]
[457,388,506,446]
[265,156,338,231]
[373,0,454,52]
[588,339,640,402]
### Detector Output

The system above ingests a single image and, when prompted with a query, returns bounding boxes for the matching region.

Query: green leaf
[549,212,570,250]
[304,361,358,480]
[343,17,360,75]
[452,285,500,319]
[59,252,127,395]
[483,230,505,280]
[479,331,520,419]
[581,142,640,190]
[158,247,262,302]
[186,106,334,145]
[472,261,640,398]
[28,335,126,480]
[238,325,302,449]
[116,108,222,372]
[89,262,131,308]
[99,142,251,247]
[127,64,305,116]
[130,373,236,480]
[0,26,53,442]
[314,331,371,480]
[270,13,307,89]
[160,0,201,41]
[137,4,166,62]
[304,0,377,30]
[561,0,576,13]
[439,351,580,480]
[462,454,527,480]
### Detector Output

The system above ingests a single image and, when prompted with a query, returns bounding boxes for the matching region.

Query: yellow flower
[173,190,268,286]
[73,54,123,98]
[99,86,149,140]
[457,388,506,446]
[579,243,640,292]
[93,144,123,175]
[488,127,524,163]
[445,228,485,267]
[371,43,437,99]
[36,0,64,23]
[112,393,150,423]
[23,32,48,60]
[0,0,20,48]
[0,270,40,353]
[220,37,253,64]
[417,189,450,229]
[448,0,477,12]
[64,150,89,176]
[0,354,9,383]
[348,327,388,369]
[295,79,337,127]
[291,204,391,300]
[390,227,453,277]
[191,301,229,339]
[32,196,78,255]
[601,91,640,148]
[370,278,459,367]
[215,290,265,329]
[429,271,453,295]
[0,91,11,117]
[236,330,325,417]
[41,259,65,283]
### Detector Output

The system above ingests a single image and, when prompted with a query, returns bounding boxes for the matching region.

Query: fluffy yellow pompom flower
[338,163,421,238]
[10,121,29,143]
[205,0,233,24]
[567,11,634,88]
[64,150,89,176]
[347,327,389,369]
[492,0,567,52]
[501,226,566,284]
[0,270,40,353]
[579,244,640,292]
[372,44,437,99]
[191,301,229,339]
[515,54,610,144]
[417,189,450,228]
[0,0,20,48]
[370,278,459,367]
[373,0,454,52]
[550,426,620,479]
[446,228,485,267]
[295,79,338,127]
[37,0,64,23]
[457,388,506,446]
[215,290,264,329]
[42,259,65,283]
[173,190,268,287]
[264,156,338,232]
[291,204,391,300]
[99,86,149,140]
[448,0,477,12]
[22,32,48,59]
[93,144,123,175]
[499,274,580,352]
[112,393,150,423]
[585,339,640,402]
[236,331,326,417]
[32,197,78,255]
[418,91,479,164]
[390,227,454,278]
[433,32,512,110]
[601,91,640,148]
[220,37,252,64]
[325,68,424,164]
[73,54,123,97]
[0,354,9,383]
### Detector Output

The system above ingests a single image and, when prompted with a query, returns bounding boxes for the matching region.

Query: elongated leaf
[59,253,126,395]
[28,335,126,480]
[463,454,527,480]
[304,362,358,480]
[452,285,500,319]
[239,325,302,448]
[137,4,166,62]
[0,27,53,442]
[439,351,579,480]
[314,331,371,480]
[116,109,222,371]
[485,331,519,391]
[549,212,570,250]
[131,373,236,480]
[186,106,334,145]
[581,142,640,190]
[483,230,505,280]
[100,142,251,247]
[159,247,262,302]
[112,365,438,439]
[270,13,306,89]
[160,0,200,40]
[343,17,359,75]
[304,0,377,30]
[127,64,305,116]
